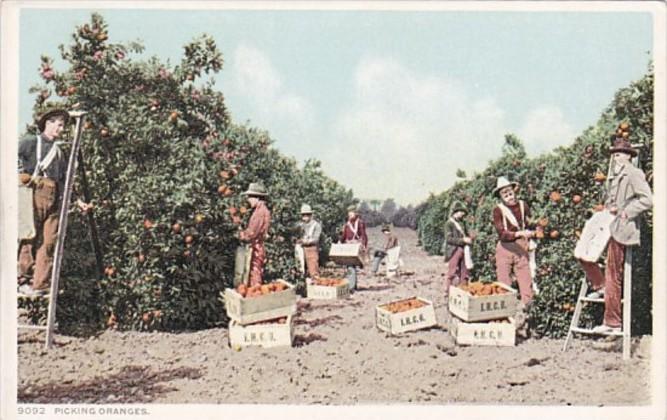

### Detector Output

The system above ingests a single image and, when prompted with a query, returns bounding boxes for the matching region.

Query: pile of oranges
[236,281,288,298]
[312,277,346,287]
[381,298,426,313]
[458,282,508,296]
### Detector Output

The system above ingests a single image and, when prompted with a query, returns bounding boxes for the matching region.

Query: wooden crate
[223,279,297,325]
[329,243,363,266]
[450,317,516,347]
[306,278,350,300]
[229,315,294,348]
[376,297,437,335]
[448,282,517,322]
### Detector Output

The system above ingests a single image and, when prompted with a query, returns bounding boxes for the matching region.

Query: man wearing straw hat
[239,182,272,286]
[370,223,399,276]
[443,200,474,300]
[17,107,71,297]
[577,134,652,334]
[492,176,536,305]
[339,204,368,291]
[296,204,322,278]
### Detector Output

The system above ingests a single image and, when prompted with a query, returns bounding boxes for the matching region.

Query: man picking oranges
[492,176,536,306]
[577,127,652,334]
[238,182,271,286]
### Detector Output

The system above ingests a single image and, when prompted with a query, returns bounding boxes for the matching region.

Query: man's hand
[609,206,619,215]
[516,230,533,239]
[19,173,32,185]
[620,211,628,220]
[463,237,473,245]
[77,199,94,214]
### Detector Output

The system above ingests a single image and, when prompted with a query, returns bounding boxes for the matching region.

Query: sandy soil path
[18,227,651,405]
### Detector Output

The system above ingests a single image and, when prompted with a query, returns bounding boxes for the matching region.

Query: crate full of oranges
[223,279,297,325]
[448,281,517,322]
[376,297,437,335]
[306,277,350,300]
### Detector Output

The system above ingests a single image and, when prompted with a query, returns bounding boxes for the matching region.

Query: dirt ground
[17,227,651,405]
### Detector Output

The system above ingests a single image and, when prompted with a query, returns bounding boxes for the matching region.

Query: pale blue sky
[19,9,653,205]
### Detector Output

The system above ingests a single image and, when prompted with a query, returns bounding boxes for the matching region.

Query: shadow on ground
[18,365,203,404]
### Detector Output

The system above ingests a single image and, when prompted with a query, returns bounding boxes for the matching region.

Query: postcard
[1,1,665,420]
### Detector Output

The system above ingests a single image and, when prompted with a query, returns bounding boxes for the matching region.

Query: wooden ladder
[17,111,88,349]
[562,248,632,360]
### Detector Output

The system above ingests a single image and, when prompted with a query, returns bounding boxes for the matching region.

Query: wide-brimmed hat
[36,108,70,132]
[346,204,358,213]
[300,204,313,214]
[450,200,468,215]
[241,182,268,197]
[381,223,391,232]
[609,138,638,157]
[493,176,519,196]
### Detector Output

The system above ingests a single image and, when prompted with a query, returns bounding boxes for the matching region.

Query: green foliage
[391,205,417,229]
[416,69,654,338]
[22,13,354,332]
[358,201,387,227]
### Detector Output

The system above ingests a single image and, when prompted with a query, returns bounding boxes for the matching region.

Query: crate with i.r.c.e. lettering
[228,315,294,349]
[449,316,516,347]
[375,297,437,335]
[448,281,517,322]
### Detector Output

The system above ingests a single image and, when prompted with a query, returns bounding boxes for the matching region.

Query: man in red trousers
[577,135,652,334]
[239,182,272,286]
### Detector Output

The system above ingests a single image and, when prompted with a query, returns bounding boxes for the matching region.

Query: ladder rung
[18,324,47,330]
[578,297,624,303]
[570,327,623,337]
[580,297,604,303]
[17,293,51,300]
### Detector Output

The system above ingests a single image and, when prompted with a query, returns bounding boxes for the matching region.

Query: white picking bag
[574,210,615,262]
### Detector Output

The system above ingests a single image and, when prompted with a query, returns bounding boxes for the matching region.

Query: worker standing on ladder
[577,130,653,334]
[17,107,71,297]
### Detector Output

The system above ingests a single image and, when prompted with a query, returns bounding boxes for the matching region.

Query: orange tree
[416,68,653,337]
[24,13,354,332]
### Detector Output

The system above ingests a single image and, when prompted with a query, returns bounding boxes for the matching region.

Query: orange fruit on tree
[107,313,117,327]
[549,230,560,239]
[195,213,205,224]
[184,235,194,244]
[549,191,562,202]
[172,223,181,233]
[217,185,226,195]
[535,230,545,239]
[620,122,630,130]
[572,194,582,204]
[142,312,152,323]
[575,230,582,238]
[219,170,231,179]
[594,172,607,182]
[622,131,630,139]
[538,218,549,227]
[239,206,248,215]
[137,253,145,263]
